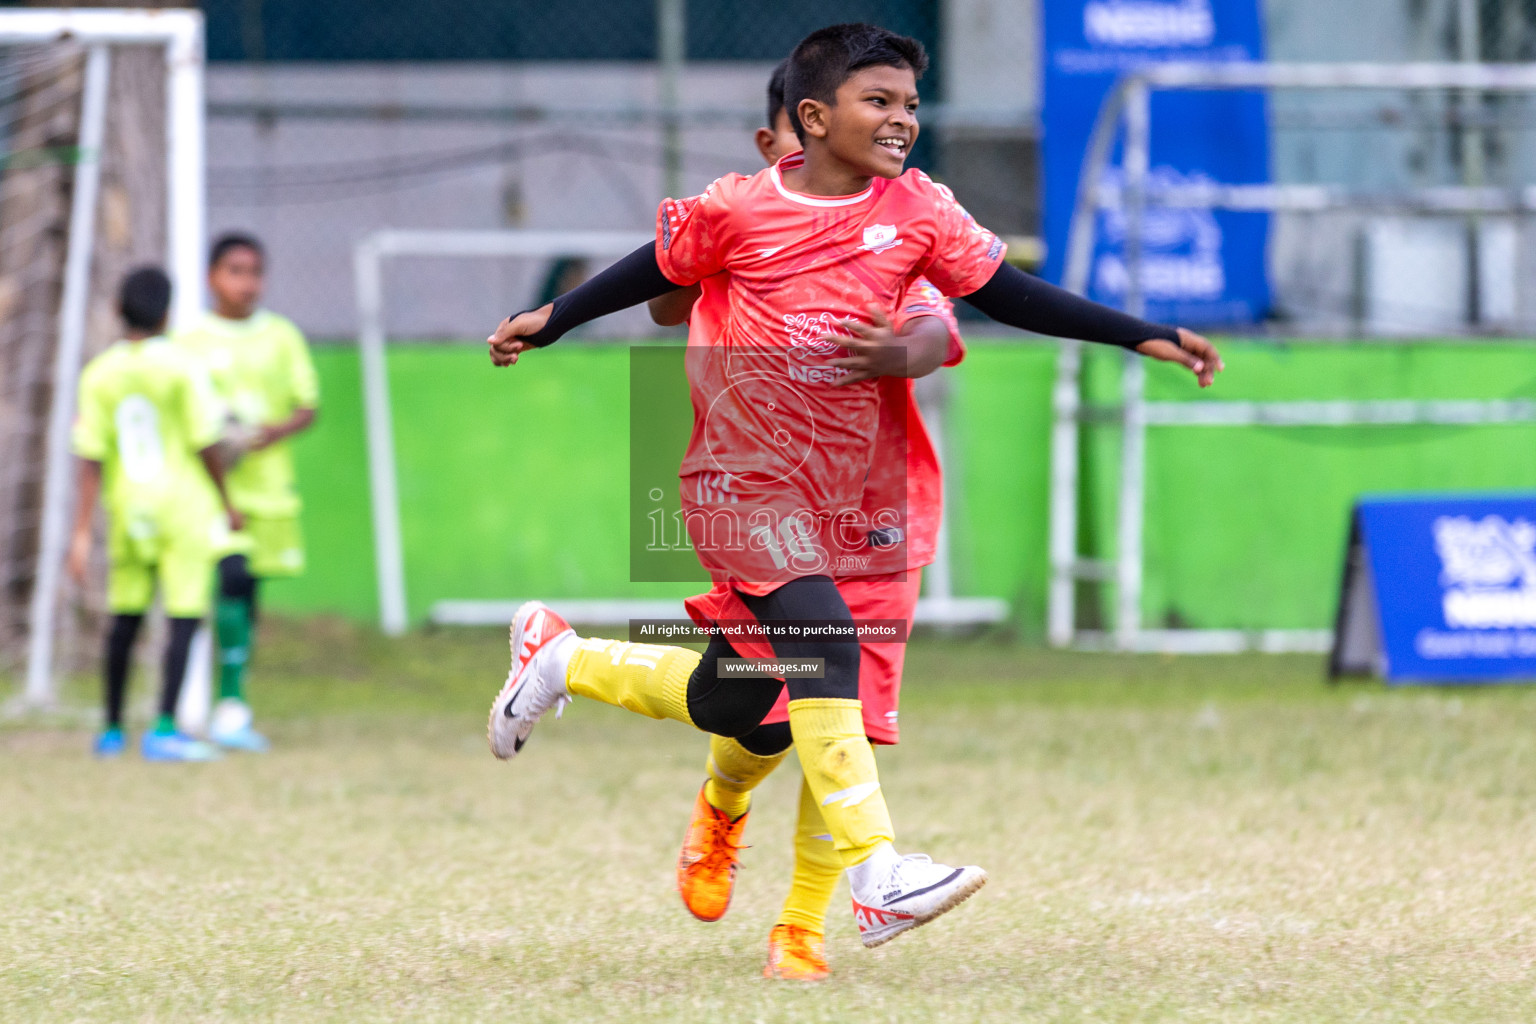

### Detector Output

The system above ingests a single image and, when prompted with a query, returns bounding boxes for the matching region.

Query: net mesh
[0,41,168,676]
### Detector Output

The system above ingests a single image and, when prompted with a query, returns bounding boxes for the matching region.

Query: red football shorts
[682,569,922,745]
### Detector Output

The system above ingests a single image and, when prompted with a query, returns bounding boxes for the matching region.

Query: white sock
[545,631,581,697]
[845,840,898,892]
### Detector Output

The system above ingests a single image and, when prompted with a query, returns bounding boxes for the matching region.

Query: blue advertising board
[1344,495,1536,683]
[1040,0,1271,325]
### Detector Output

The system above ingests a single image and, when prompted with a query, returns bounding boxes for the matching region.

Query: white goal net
[0,9,205,707]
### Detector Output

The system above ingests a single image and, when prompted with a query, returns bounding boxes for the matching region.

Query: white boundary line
[430,596,1011,629]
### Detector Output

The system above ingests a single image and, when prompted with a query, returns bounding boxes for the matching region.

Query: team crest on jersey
[859,224,903,255]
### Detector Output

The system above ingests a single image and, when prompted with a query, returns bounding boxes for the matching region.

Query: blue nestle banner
[1041,0,1270,325]
[1359,495,1536,683]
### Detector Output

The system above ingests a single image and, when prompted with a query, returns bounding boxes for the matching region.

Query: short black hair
[766,58,788,127]
[783,23,928,141]
[209,231,264,270]
[119,266,172,331]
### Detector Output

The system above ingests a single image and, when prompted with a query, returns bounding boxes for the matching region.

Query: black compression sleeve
[511,242,677,348]
[961,261,1180,349]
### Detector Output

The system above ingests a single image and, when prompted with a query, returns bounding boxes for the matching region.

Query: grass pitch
[5,620,1536,1022]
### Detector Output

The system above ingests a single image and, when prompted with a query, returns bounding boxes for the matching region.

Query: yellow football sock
[565,638,698,726]
[786,697,894,867]
[703,735,788,819]
[777,773,843,933]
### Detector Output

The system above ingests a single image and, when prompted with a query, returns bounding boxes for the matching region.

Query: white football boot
[846,842,988,948]
[487,601,579,760]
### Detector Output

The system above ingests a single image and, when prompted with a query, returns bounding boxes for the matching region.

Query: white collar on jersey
[769,151,875,208]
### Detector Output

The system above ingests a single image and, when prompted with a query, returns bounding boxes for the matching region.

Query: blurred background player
[176,233,319,752]
[68,267,243,762]
[653,61,967,981]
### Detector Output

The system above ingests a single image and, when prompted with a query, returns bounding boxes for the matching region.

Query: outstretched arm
[489,243,677,366]
[962,262,1224,387]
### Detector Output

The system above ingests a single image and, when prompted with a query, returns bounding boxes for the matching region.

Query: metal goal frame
[353,229,1010,635]
[17,8,207,706]
[1049,62,1536,653]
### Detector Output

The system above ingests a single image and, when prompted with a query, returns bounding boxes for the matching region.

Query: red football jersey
[658,152,1001,591]
[680,276,962,579]
[854,280,965,577]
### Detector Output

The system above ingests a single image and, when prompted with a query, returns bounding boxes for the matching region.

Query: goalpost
[1048,62,1536,653]
[353,229,1010,636]
[8,8,205,707]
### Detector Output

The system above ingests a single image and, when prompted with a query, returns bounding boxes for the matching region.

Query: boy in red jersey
[651,62,967,980]
[485,23,1222,952]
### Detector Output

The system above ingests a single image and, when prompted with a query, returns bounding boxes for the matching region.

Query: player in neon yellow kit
[175,234,318,751]
[69,267,243,761]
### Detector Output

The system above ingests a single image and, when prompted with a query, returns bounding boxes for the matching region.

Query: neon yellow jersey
[71,337,227,562]
[175,310,319,518]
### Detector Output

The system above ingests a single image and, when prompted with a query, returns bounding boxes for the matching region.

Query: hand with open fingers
[488,304,553,367]
[1135,327,1225,388]
[825,306,909,386]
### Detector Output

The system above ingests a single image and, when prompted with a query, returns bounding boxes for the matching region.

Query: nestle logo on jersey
[785,361,851,384]
[859,224,903,254]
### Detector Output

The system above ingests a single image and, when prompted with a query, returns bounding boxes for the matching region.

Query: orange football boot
[763,924,830,981]
[677,783,749,921]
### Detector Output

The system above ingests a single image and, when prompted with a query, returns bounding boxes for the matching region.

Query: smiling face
[796,64,919,182]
